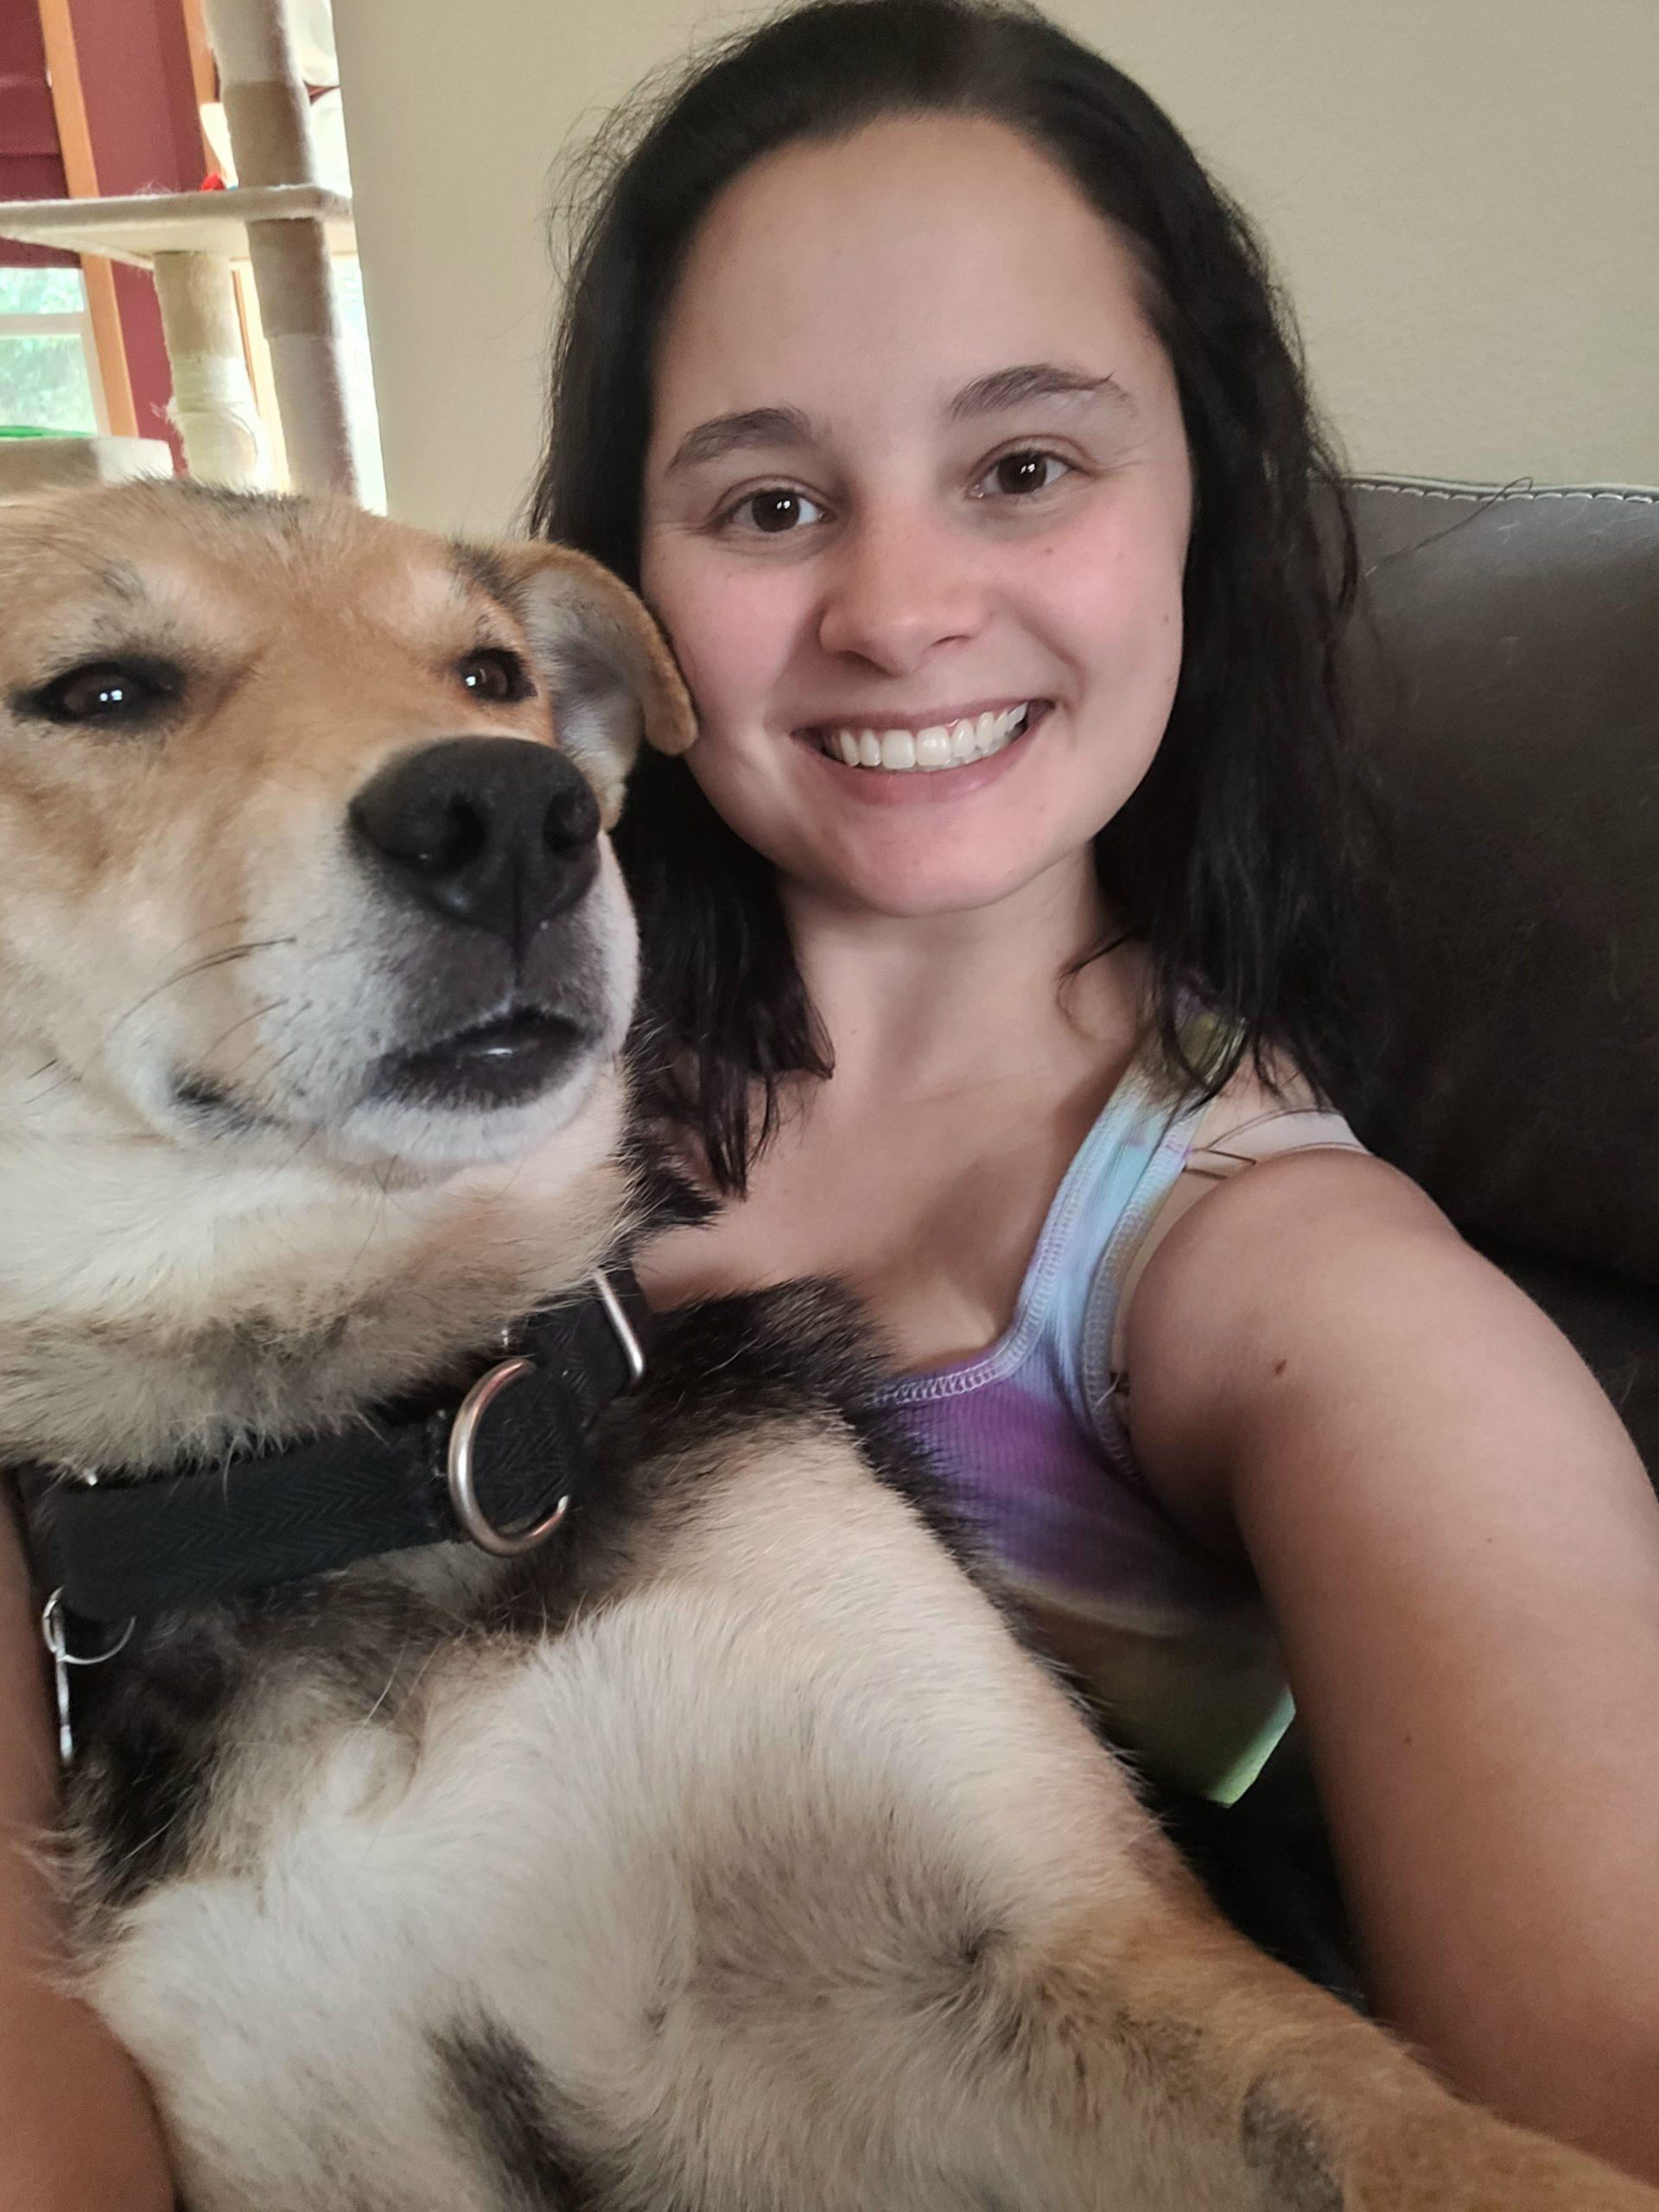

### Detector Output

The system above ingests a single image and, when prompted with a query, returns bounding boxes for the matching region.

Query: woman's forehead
[648,113,1171,442]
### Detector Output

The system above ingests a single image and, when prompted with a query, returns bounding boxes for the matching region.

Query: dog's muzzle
[344,736,621,1116]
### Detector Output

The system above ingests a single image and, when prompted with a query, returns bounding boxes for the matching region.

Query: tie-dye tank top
[874,1059,1358,1804]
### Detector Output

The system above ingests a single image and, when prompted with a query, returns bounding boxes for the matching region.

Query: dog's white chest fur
[88,1520,1157,2212]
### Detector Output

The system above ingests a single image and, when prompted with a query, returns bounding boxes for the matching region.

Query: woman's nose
[815,506,986,674]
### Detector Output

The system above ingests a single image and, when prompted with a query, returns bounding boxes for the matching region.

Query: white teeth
[820,702,1037,772]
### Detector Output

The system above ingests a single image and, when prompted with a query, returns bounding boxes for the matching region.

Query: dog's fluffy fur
[0,484,1651,2211]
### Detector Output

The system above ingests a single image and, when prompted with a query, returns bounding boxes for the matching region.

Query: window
[333,257,385,512]
[0,267,104,435]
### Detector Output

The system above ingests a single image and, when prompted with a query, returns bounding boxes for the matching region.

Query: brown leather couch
[1340,475,1659,1483]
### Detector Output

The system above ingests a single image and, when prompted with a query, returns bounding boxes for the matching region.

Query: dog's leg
[681,1792,1657,2211]
[946,1873,1658,2211]
[634,1418,1659,2212]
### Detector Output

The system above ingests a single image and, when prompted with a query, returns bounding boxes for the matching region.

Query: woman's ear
[487,540,696,824]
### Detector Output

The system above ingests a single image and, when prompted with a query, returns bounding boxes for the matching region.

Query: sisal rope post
[151,251,265,488]
[199,0,357,500]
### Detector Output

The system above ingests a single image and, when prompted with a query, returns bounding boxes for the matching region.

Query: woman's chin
[794,843,1075,925]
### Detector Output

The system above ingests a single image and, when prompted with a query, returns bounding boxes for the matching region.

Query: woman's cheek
[657,564,792,736]
[1069,524,1185,688]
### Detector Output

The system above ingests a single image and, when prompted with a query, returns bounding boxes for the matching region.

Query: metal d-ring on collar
[444,1357,567,1557]
[444,1268,647,1558]
[41,1587,134,1765]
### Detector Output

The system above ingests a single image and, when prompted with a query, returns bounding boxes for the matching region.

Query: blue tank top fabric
[873,1058,1365,1804]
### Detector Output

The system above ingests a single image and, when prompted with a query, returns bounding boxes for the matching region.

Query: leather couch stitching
[1347,479,1658,507]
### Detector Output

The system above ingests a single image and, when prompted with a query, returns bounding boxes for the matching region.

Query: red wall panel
[0,0,74,266]
[68,0,205,460]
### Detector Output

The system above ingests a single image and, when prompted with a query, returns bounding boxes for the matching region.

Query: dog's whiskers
[18,1054,78,1110]
[191,1006,323,1122]
[112,937,299,1034]
[275,1121,323,1173]
[199,996,289,1065]
[169,912,260,957]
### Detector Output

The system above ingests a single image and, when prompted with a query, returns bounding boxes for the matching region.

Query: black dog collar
[17,1268,652,1631]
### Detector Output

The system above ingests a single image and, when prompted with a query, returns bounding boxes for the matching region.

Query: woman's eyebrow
[947,363,1135,420]
[665,406,817,475]
[663,365,1133,477]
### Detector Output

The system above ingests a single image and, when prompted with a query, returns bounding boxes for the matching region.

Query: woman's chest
[639,1089,1095,1371]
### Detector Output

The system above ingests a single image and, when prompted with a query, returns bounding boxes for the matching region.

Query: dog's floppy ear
[488,541,696,825]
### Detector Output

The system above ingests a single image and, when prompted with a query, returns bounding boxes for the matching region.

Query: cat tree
[0,0,357,499]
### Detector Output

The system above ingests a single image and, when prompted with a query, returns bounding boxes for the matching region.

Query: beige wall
[334,0,1659,537]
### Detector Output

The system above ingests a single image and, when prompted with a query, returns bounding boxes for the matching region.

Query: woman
[1,2,1655,2200]
[533,0,1659,2181]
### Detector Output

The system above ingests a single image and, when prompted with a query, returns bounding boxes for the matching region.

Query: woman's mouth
[799,700,1046,773]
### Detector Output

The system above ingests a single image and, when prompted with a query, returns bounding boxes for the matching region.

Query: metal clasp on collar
[445,1269,646,1559]
[590,1268,646,1387]
[41,1589,134,1766]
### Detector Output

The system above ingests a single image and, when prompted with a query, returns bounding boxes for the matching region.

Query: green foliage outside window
[0,269,99,435]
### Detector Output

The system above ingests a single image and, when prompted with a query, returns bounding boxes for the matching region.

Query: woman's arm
[0,1500,175,2212]
[1125,1152,1659,2186]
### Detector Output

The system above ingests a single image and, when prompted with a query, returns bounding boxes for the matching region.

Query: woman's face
[639,114,1192,924]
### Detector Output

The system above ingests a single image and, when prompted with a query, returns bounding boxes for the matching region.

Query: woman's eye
[457,648,531,702]
[976,450,1071,499]
[725,488,825,536]
[29,659,178,726]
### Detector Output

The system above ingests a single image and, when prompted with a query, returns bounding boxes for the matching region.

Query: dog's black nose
[348,739,601,950]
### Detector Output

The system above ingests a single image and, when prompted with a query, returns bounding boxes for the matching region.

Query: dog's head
[0,482,693,1181]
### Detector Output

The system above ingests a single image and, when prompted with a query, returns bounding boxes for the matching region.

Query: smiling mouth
[802,700,1045,772]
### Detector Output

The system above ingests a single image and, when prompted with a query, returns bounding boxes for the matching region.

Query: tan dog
[0,481,1650,2212]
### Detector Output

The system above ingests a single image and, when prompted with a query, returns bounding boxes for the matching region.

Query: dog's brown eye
[457,649,531,703]
[27,658,180,727]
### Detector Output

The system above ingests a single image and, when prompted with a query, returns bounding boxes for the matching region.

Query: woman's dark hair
[529,0,1369,1193]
